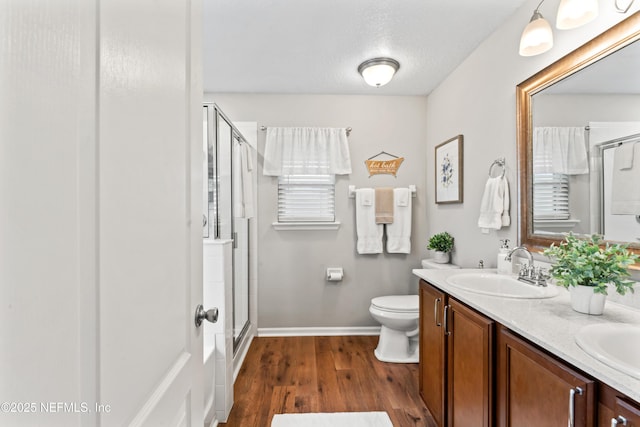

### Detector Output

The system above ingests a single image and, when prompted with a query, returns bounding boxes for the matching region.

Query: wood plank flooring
[219,335,436,427]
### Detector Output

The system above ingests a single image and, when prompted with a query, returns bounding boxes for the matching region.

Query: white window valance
[533,127,589,175]
[263,127,352,176]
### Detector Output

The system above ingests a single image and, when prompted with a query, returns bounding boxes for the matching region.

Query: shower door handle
[194,304,219,327]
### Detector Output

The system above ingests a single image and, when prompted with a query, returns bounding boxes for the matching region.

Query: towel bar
[489,158,506,177]
[348,185,416,199]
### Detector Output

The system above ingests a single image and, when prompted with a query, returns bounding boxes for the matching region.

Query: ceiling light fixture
[519,1,554,57]
[358,58,400,87]
[556,0,598,30]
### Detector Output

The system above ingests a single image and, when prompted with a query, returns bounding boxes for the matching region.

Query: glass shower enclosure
[203,103,250,351]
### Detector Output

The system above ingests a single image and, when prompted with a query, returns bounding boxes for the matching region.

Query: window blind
[277,174,335,222]
[533,141,570,220]
[533,172,570,220]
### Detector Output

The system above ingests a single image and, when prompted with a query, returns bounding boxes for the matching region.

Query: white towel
[396,188,409,207]
[533,127,589,175]
[618,141,637,170]
[233,143,255,218]
[355,189,383,254]
[501,177,510,227]
[360,189,373,206]
[477,176,510,232]
[611,142,640,215]
[386,188,412,254]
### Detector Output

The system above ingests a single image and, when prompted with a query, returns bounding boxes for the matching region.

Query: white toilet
[369,295,420,363]
[369,259,460,363]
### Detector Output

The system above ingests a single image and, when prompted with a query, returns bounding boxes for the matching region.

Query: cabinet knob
[612,416,628,427]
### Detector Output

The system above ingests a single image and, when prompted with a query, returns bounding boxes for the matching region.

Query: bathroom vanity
[414,268,640,427]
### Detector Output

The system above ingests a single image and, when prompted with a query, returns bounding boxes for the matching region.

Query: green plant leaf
[542,233,639,296]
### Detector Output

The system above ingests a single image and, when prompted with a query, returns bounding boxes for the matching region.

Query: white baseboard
[257,326,381,337]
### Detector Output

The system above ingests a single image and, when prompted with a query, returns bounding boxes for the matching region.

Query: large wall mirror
[517,12,640,261]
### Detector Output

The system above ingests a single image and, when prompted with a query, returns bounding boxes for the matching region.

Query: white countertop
[412,268,640,403]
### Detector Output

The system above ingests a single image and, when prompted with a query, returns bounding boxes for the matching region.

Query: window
[531,126,588,221]
[264,127,351,229]
[532,157,570,220]
[277,174,335,222]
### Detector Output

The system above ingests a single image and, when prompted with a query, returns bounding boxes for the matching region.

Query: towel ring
[489,158,506,178]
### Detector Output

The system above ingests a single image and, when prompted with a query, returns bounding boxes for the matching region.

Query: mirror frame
[517,11,640,260]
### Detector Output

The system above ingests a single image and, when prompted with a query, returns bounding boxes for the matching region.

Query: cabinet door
[497,325,596,427]
[420,280,447,427]
[447,299,494,427]
[612,398,640,427]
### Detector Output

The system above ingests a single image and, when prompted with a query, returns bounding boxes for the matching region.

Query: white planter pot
[569,285,607,315]
[431,251,450,264]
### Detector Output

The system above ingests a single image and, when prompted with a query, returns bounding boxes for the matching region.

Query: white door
[0,1,206,426]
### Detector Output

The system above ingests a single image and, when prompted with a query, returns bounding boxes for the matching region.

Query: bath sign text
[364,157,404,177]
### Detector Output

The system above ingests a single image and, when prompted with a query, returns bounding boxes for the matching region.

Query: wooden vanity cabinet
[598,384,640,427]
[419,279,494,427]
[419,280,447,426]
[497,325,596,427]
[447,298,494,426]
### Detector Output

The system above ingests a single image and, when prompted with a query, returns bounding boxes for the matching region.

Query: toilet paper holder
[326,267,344,281]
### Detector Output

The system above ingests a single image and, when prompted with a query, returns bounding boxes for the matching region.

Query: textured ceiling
[203,0,529,96]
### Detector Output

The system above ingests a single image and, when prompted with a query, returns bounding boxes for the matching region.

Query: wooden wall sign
[365,151,404,177]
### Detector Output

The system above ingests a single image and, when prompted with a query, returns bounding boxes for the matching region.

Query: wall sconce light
[556,0,599,30]
[358,58,400,87]
[519,1,554,56]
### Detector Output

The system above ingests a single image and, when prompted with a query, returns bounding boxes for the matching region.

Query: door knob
[194,304,218,327]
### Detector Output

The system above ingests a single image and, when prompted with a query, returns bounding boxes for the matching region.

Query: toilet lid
[371,295,419,313]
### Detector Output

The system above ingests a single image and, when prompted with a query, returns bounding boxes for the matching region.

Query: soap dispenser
[497,239,511,274]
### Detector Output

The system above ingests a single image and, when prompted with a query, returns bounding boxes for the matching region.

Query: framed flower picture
[435,135,463,204]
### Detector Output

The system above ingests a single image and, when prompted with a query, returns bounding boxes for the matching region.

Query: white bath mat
[271,411,393,427]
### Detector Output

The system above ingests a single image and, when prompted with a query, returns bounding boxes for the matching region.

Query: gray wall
[424,1,639,270]
[204,94,429,329]
[206,3,640,329]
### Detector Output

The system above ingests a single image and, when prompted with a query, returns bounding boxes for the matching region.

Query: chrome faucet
[505,246,548,286]
[505,246,533,266]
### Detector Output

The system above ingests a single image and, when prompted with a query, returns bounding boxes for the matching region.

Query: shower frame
[203,102,251,352]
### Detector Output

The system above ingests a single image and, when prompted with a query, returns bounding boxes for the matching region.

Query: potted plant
[427,231,454,264]
[543,233,638,315]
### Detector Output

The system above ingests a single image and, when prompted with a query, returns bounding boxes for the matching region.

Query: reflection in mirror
[517,12,640,258]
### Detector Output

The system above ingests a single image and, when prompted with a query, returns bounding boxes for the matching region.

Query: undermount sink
[575,323,640,380]
[446,272,559,299]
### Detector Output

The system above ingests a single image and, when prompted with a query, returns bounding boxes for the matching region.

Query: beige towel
[375,187,394,224]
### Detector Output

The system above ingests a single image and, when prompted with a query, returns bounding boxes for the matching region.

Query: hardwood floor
[220,335,436,427]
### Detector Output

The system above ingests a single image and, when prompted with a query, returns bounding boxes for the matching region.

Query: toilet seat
[371,295,419,313]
